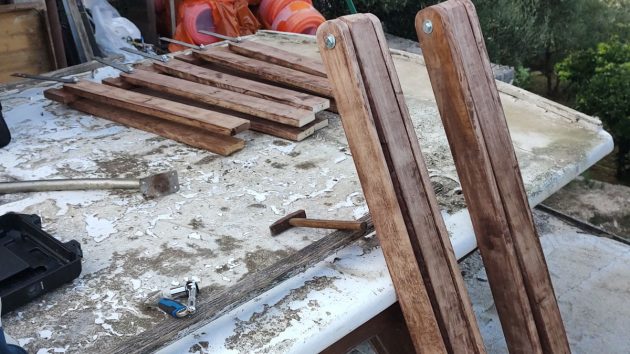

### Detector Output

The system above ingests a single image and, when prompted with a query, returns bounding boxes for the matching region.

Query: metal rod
[197,30,242,43]
[120,47,169,62]
[159,37,204,50]
[94,57,134,73]
[0,179,139,194]
[11,73,78,84]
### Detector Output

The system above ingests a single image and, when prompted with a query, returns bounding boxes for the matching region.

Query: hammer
[270,209,367,236]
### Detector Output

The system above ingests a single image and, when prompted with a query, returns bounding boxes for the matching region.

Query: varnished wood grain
[103,76,328,141]
[318,18,454,354]
[63,80,250,136]
[228,41,327,77]
[155,59,330,112]
[194,47,334,98]
[417,1,569,353]
[120,69,315,127]
[44,88,245,156]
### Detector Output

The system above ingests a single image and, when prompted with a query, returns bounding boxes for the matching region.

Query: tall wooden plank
[194,47,334,98]
[228,41,327,77]
[417,1,569,353]
[323,15,485,354]
[63,80,250,136]
[120,69,315,127]
[455,1,569,352]
[155,59,330,112]
[317,18,448,354]
[44,88,245,156]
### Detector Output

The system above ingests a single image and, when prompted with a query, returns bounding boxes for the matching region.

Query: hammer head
[270,209,306,236]
[139,171,180,198]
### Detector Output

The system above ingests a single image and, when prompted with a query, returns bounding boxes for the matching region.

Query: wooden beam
[110,216,374,354]
[156,59,330,112]
[194,47,334,98]
[228,41,327,77]
[318,16,477,354]
[247,115,328,142]
[120,69,316,128]
[102,76,329,141]
[63,80,250,136]
[417,1,569,353]
[43,88,245,156]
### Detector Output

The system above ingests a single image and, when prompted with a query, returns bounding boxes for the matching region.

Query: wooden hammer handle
[289,218,367,231]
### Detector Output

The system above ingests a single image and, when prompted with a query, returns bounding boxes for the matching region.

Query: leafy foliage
[557,39,630,177]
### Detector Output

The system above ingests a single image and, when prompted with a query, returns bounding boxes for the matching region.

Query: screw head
[325,34,336,49]
[423,20,433,34]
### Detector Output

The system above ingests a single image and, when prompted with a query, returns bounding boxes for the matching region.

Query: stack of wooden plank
[44,41,335,156]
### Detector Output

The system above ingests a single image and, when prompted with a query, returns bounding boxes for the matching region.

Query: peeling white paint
[84,214,117,243]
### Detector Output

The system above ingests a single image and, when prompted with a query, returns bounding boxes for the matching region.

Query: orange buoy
[271,0,324,35]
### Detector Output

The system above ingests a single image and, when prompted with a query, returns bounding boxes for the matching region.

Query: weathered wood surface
[63,80,250,136]
[194,47,334,98]
[109,215,374,354]
[318,16,486,353]
[43,88,245,156]
[341,14,486,354]
[247,115,328,141]
[228,41,327,77]
[156,59,330,112]
[119,69,315,127]
[101,76,328,141]
[417,1,569,353]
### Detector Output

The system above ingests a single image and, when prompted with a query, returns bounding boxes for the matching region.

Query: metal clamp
[197,30,242,43]
[94,57,134,74]
[11,73,78,84]
[120,47,169,62]
[159,37,205,50]
[158,281,199,318]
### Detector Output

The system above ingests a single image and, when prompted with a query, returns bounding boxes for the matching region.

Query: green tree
[557,39,630,178]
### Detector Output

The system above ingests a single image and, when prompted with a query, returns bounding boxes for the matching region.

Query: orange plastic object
[169,0,260,52]
[271,0,324,35]
[259,0,306,28]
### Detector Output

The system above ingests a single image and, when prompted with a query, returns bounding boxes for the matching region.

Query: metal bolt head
[325,34,336,49]
[423,20,433,34]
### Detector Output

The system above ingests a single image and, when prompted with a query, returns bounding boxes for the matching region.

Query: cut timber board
[194,47,334,98]
[101,77,329,142]
[157,59,329,112]
[319,18,451,354]
[110,216,374,354]
[247,115,328,141]
[338,14,485,353]
[119,69,315,128]
[44,88,244,156]
[417,1,569,353]
[63,80,250,136]
[228,41,327,77]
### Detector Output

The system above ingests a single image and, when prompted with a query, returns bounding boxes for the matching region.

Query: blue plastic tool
[157,298,189,318]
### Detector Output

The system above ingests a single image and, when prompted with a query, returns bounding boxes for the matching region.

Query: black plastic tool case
[0,213,82,315]
[0,102,11,148]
